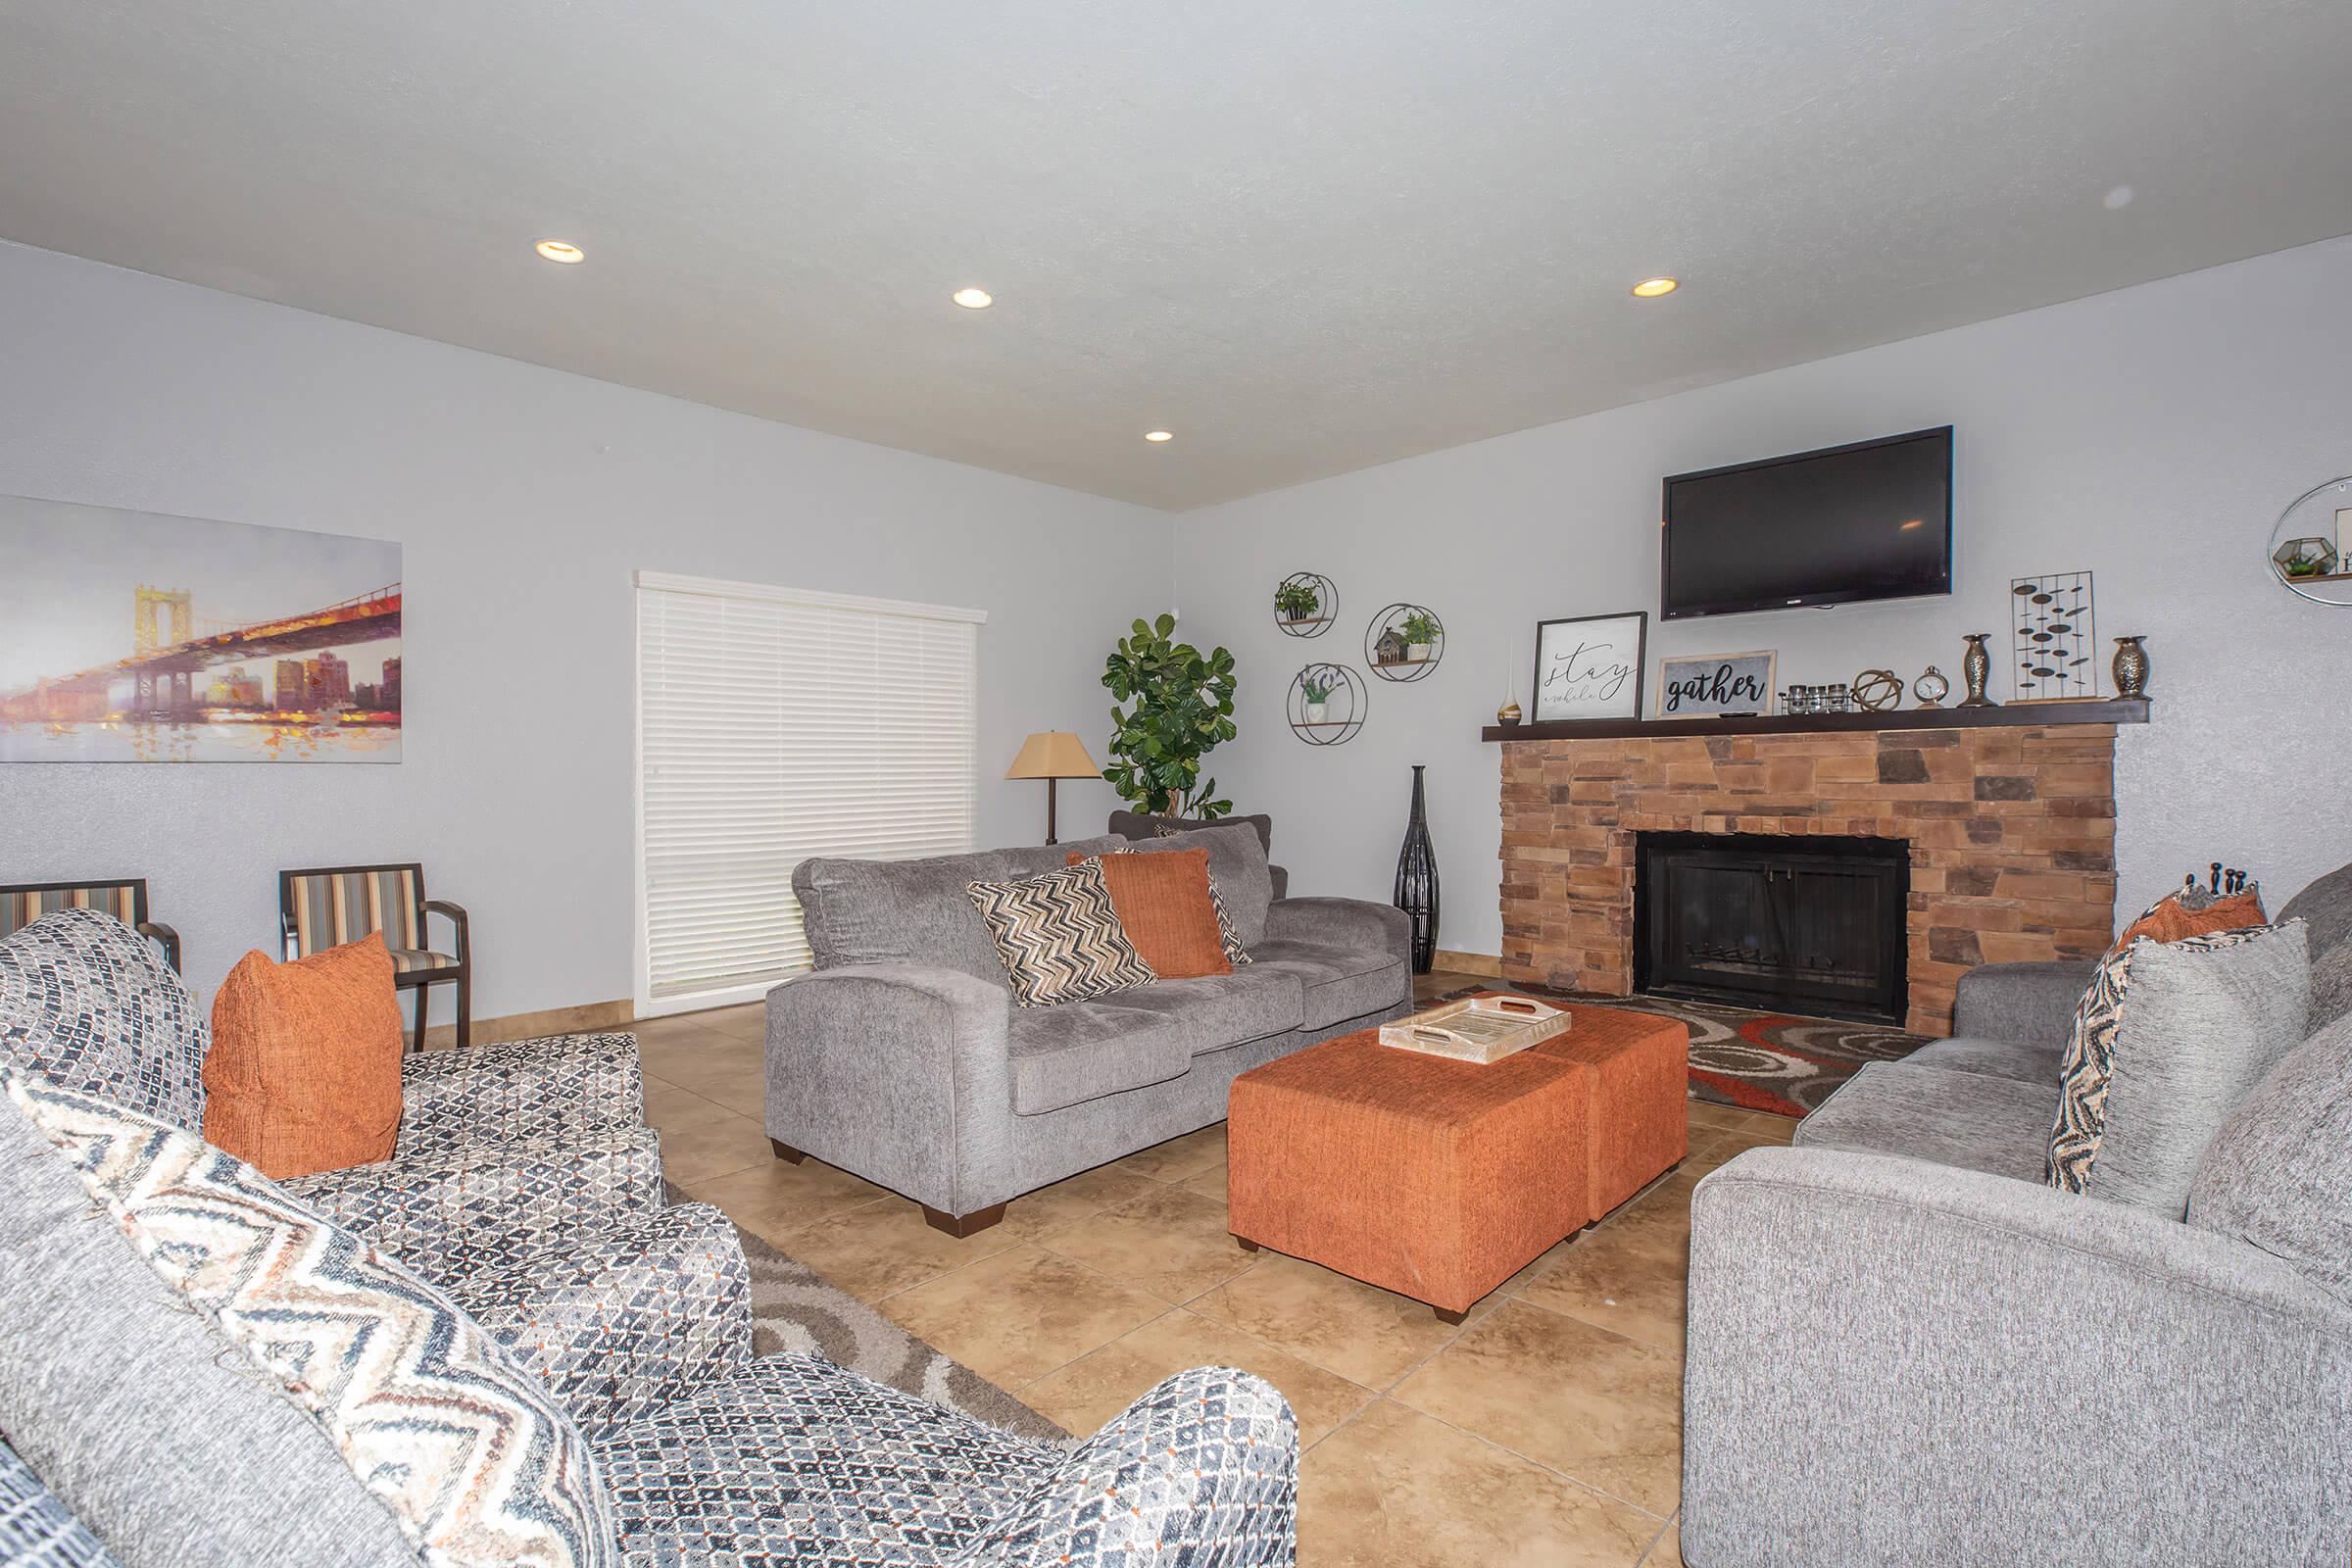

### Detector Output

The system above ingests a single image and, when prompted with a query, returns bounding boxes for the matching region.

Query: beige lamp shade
[1005,731,1100,780]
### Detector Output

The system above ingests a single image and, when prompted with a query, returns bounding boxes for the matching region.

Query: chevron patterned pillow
[965,859,1158,1007]
[1,1060,614,1567]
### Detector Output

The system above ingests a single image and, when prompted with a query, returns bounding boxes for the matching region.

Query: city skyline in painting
[0,494,403,762]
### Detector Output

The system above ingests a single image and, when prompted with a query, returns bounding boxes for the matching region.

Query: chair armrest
[422,898,469,967]
[764,963,1010,1215]
[452,1201,752,1443]
[951,1366,1298,1566]
[1683,1147,2352,1567]
[279,1126,663,1279]
[133,920,181,973]
[1263,896,1410,971]
[1951,958,2096,1046]
[397,1030,644,1155]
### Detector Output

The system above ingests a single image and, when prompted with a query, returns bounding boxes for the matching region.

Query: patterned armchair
[279,860,470,1049]
[0,907,659,1281]
[1,1063,1300,1566]
[0,878,178,971]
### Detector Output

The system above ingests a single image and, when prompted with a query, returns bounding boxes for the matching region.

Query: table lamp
[1005,731,1099,845]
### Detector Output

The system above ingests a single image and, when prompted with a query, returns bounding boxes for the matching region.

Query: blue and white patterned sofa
[0,1056,1300,1565]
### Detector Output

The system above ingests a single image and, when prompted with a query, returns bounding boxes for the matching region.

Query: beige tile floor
[642,974,1793,1567]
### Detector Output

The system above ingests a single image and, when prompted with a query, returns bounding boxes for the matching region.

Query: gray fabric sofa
[768,823,1409,1233]
[1682,865,2352,1566]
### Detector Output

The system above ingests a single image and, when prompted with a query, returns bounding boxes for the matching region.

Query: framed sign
[1532,612,1646,723]
[1658,650,1777,716]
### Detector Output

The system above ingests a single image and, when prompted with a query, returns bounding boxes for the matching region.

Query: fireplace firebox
[1633,831,1909,1024]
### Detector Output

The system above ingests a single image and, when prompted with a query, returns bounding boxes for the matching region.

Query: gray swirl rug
[667,1183,1070,1446]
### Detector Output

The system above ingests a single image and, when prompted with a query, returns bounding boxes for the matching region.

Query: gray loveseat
[766,823,1410,1234]
[1681,865,2352,1565]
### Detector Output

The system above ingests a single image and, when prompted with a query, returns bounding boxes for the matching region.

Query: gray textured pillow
[0,1086,424,1568]
[2308,934,2352,1035]
[1121,823,1274,947]
[2044,920,2310,1215]
[2188,1010,2352,1303]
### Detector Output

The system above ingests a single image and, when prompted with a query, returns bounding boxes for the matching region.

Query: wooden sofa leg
[920,1202,1006,1239]
[769,1139,808,1164]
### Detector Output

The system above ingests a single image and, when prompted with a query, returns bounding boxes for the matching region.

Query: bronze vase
[2111,636,2149,698]
[1959,633,1996,707]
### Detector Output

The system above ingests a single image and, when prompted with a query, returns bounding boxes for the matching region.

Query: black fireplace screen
[1633,831,1909,1024]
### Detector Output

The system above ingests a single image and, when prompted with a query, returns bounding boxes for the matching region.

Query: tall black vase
[1394,764,1441,975]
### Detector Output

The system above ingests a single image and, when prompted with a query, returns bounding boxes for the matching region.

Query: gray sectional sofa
[766,822,1410,1234]
[1681,863,2352,1566]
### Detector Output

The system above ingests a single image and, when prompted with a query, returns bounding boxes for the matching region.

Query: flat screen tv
[1660,425,1953,619]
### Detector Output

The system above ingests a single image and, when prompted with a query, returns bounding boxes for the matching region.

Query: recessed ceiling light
[1631,276,1679,298]
[535,239,585,265]
[952,287,994,310]
[1144,430,1174,443]
[2104,185,2134,210]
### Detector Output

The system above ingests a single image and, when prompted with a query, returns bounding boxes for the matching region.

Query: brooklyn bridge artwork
[0,495,402,763]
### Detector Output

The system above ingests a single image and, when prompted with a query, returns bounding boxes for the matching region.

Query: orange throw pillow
[204,938,405,1179]
[1067,848,1231,979]
[2113,888,2267,953]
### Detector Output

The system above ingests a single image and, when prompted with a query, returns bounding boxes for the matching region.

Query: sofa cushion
[1901,1035,2066,1086]
[1091,967,1305,1055]
[1951,957,2098,1049]
[1121,825,1275,947]
[0,1075,425,1568]
[1248,937,1406,1030]
[0,907,208,1131]
[1005,999,1194,1114]
[204,938,406,1178]
[1110,808,1273,857]
[3,1062,614,1567]
[795,840,1127,984]
[2278,860,2352,966]
[2045,922,2309,1215]
[1072,849,1234,979]
[1792,1061,2058,1182]
[2188,1010,2352,1305]
[2111,885,2266,953]
[966,860,1158,1008]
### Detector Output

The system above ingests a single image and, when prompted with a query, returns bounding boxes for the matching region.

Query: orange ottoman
[1523,1000,1691,1221]
[1227,1030,1592,1321]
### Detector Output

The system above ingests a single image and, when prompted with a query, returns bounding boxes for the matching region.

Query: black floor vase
[1394,763,1441,975]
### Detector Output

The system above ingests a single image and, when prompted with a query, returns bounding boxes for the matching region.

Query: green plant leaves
[1099,615,1239,819]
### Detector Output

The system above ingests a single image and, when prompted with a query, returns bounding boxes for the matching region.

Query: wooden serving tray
[1379,994,1571,1063]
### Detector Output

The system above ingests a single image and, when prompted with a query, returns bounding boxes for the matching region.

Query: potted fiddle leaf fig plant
[1102,614,1237,818]
[1399,610,1440,662]
[1300,672,1334,723]
[1274,581,1320,621]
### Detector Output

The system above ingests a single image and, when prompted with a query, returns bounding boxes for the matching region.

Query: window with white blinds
[635,571,982,1008]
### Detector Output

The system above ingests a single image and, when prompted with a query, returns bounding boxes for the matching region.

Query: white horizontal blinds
[638,575,980,1002]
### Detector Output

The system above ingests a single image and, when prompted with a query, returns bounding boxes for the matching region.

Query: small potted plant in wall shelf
[1301,673,1334,723]
[1276,581,1322,622]
[1399,611,1439,662]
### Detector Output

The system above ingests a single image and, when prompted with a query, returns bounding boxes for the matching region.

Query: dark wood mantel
[1482,696,2148,744]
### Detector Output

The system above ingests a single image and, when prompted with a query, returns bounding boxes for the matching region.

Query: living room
[1,4,2347,1565]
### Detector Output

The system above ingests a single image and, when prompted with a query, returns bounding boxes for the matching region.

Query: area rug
[1436,983,1928,1118]
[665,1184,1070,1445]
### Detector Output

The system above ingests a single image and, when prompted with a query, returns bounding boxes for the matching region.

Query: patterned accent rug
[667,1184,1069,1446]
[1436,983,1929,1118]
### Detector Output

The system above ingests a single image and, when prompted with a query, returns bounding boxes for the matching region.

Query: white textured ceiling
[4,1,2349,510]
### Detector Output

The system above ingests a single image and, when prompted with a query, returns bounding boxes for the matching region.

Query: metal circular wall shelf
[1365,603,1444,683]
[1288,662,1366,746]
[1274,571,1338,638]
[2269,475,2352,607]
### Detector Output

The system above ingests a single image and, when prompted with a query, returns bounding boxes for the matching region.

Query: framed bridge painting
[0,494,402,762]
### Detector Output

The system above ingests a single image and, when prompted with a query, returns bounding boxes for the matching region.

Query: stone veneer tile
[1498,726,2117,1034]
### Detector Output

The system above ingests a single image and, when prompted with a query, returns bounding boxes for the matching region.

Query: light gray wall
[0,239,1163,1014]
[1174,236,2352,958]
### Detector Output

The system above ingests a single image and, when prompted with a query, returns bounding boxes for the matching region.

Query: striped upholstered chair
[0,879,179,972]
[279,861,469,1050]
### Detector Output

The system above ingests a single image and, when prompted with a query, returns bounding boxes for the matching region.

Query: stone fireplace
[1498,722,2121,1036]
